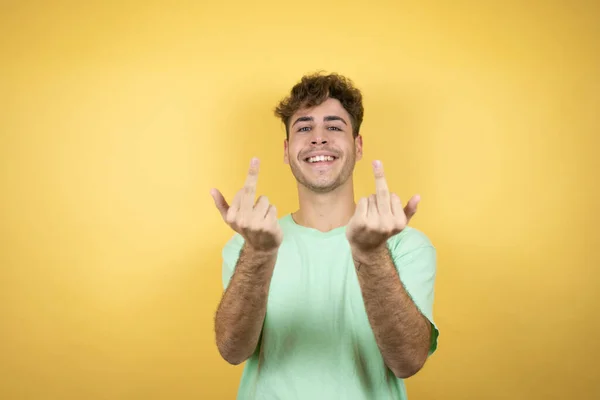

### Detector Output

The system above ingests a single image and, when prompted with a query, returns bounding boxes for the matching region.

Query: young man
[210,73,439,399]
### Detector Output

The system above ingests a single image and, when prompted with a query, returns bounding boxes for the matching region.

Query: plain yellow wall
[1,1,598,399]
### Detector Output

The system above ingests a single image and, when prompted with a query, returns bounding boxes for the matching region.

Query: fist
[346,160,420,254]
[211,158,283,253]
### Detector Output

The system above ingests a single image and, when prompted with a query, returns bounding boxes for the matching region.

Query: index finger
[373,160,391,213]
[241,157,260,209]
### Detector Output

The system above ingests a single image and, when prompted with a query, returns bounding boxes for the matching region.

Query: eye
[298,126,311,132]
[328,126,342,131]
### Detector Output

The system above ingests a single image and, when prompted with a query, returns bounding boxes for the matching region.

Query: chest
[264,237,370,330]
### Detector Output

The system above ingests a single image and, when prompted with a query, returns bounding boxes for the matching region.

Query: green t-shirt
[221,214,439,400]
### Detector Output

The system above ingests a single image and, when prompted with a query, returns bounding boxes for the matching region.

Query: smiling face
[284,97,363,193]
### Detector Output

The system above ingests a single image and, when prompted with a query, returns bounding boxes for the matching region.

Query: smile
[305,155,337,163]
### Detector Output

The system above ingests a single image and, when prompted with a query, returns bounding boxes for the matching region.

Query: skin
[211,97,432,377]
[210,159,281,365]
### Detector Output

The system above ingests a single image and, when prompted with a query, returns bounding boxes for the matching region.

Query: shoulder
[387,226,435,256]
[385,226,437,275]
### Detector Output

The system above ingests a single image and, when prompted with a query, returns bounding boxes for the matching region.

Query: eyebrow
[291,115,348,127]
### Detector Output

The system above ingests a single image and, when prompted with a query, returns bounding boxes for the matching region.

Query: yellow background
[1,1,598,399]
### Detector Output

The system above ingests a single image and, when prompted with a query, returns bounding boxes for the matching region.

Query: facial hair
[288,147,356,193]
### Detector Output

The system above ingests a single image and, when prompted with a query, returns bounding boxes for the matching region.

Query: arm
[215,244,277,365]
[346,160,436,378]
[210,158,283,365]
[352,245,432,378]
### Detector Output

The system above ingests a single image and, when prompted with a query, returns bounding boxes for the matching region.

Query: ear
[283,138,289,164]
[354,134,363,161]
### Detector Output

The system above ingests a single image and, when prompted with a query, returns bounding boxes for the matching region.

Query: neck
[292,178,356,232]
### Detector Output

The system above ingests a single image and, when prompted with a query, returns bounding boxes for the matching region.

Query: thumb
[404,194,420,222]
[210,188,229,220]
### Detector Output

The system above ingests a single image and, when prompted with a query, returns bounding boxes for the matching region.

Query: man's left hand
[346,160,420,257]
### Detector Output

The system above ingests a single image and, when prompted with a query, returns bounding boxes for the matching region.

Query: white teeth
[307,155,335,163]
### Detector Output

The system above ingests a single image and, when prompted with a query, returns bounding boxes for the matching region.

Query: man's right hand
[211,157,283,253]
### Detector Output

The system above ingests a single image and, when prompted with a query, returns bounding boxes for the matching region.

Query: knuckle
[392,220,405,232]
[238,217,250,230]
[366,220,378,232]
[380,223,392,234]
[225,210,236,224]
[250,220,263,232]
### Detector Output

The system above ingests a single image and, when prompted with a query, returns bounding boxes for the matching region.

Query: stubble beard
[289,151,356,194]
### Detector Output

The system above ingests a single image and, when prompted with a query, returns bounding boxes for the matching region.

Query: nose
[309,125,330,145]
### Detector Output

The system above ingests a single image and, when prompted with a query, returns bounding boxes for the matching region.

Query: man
[210,72,439,399]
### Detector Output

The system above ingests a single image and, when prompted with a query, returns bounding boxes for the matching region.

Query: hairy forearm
[353,245,431,378]
[215,244,277,365]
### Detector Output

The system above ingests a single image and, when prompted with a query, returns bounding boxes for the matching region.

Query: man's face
[284,97,363,193]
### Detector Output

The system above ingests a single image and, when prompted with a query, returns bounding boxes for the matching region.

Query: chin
[301,175,346,193]
[290,158,352,193]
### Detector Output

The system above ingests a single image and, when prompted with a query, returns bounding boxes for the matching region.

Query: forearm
[353,245,431,378]
[215,244,277,365]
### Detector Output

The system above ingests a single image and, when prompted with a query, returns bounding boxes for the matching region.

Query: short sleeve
[221,233,245,290]
[387,227,439,356]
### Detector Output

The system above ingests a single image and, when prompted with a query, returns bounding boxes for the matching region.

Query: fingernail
[251,157,259,167]
[373,160,382,168]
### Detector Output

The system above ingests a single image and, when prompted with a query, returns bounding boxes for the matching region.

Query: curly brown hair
[274,72,364,139]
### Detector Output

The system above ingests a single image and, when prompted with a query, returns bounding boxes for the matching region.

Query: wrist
[242,243,279,261]
[350,243,389,266]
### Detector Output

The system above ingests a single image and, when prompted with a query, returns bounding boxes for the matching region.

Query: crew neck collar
[280,213,347,238]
